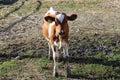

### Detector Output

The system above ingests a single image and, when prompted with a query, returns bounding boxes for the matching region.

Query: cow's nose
[59,31,65,35]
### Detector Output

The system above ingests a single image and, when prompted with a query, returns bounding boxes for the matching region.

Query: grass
[0,59,19,76]
[102,38,113,44]
[83,0,101,10]
[40,0,101,12]
[37,56,49,72]
[72,54,120,79]
[20,50,36,56]
[72,64,109,78]
[14,2,37,16]
[56,1,76,10]
[112,47,120,54]
[0,0,41,19]
[0,49,120,79]
[0,0,120,79]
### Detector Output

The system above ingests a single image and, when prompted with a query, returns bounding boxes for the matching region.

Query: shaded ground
[0,0,120,80]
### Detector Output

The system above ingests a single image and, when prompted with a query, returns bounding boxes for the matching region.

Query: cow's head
[44,7,77,36]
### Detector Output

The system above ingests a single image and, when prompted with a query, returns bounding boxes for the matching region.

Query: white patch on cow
[54,41,66,50]
[56,14,65,23]
[45,7,57,16]
[51,44,59,58]
[63,43,69,58]
[66,44,69,57]
[63,48,66,58]
[59,41,62,49]
[48,22,55,38]
[46,38,49,41]
[54,41,61,48]
[54,41,58,46]
[51,44,59,76]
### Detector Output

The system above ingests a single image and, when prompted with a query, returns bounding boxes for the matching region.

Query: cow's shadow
[69,56,120,67]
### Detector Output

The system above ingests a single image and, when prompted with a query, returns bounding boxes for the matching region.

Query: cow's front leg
[51,44,59,77]
[63,43,70,77]
[48,42,52,60]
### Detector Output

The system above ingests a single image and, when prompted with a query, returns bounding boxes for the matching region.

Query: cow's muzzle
[59,30,65,35]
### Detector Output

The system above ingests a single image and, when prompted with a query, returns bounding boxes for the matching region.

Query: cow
[42,7,77,77]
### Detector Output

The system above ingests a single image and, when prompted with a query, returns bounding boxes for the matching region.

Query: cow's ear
[44,16,55,23]
[67,14,77,21]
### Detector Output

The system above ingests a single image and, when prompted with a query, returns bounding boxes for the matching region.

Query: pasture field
[0,0,120,80]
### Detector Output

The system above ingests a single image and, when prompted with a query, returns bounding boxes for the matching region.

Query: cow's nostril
[59,31,65,35]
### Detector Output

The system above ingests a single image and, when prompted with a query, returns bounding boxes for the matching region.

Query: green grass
[0,0,101,18]
[14,3,37,16]
[0,59,19,76]
[0,48,120,79]
[52,77,63,80]
[37,56,49,72]
[40,0,101,12]
[0,0,120,79]
[102,38,113,44]
[0,0,41,18]
[72,64,109,77]
[20,50,36,56]
[83,0,101,10]
[57,2,76,10]
[112,47,120,54]
[72,54,120,79]
[0,0,24,18]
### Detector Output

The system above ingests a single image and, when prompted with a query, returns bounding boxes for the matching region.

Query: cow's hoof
[66,72,71,78]
[48,56,53,60]
[66,67,71,78]
[53,72,58,77]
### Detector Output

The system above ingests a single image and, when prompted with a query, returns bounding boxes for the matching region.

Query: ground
[0,0,120,80]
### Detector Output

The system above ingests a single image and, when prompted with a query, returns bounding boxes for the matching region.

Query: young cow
[42,7,77,77]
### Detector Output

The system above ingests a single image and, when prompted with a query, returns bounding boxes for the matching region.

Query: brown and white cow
[42,7,77,77]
